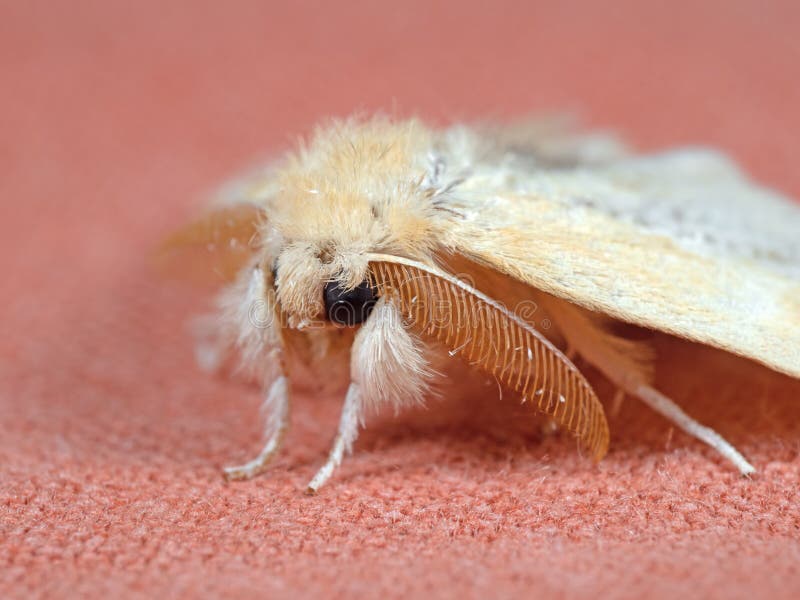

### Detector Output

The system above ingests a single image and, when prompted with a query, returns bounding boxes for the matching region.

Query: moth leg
[546,298,755,475]
[224,375,291,480]
[306,296,433,492]
[306,382,362,494]
[610,389,625,418]
[602,364,755,474]
[633,384,755,475]
[222,265,288,481]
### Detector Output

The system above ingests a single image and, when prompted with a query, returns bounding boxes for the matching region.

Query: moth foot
[223,451,277,481]
[306,458,338,494]
[224,377,290,482]
[305,382,362,493]
[635,384,756,476]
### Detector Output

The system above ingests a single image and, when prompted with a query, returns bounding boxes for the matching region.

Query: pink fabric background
[2,1,800,598]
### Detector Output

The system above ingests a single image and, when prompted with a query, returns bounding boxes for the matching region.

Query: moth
[163,115,800,492]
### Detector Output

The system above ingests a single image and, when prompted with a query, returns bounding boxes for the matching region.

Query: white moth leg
[221,265,290,481]
[306,296,433,492]
[306,383,362,494]
[610,389,626,418]
[634,384,755,475]
[546,299,755,475]
[224,375,291,480]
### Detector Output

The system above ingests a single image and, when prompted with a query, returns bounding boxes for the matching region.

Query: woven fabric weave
[2,2,800,598]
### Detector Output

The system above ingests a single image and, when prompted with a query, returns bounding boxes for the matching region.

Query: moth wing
[156,159,280,284]
[467,114,631,167]
[440,145,800,378]
[157,203,265,284]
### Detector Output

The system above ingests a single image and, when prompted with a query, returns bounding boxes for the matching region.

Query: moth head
[261,116,448,329]
[271,238,377,328]
[163,117,458,330]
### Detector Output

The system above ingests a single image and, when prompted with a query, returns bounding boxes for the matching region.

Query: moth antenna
[366,254,610,461]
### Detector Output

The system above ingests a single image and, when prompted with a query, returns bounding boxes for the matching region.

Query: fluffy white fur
[219,267,281,376]
[350,297,434,416]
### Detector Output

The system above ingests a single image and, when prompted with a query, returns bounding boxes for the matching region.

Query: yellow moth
[163,115,800,492]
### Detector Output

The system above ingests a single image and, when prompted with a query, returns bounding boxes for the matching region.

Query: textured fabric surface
[2,2,800,598]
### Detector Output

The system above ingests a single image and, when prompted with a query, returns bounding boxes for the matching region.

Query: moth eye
[323,279,378,326]
[270,263,278,286]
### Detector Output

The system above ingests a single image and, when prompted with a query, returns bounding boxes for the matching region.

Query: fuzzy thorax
[253,117,459,330]
[259,117,445,276]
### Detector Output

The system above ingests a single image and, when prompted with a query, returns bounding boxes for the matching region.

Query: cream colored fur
[351,296,435,415]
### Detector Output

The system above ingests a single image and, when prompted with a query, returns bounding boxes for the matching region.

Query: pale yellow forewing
[435,148,800,378]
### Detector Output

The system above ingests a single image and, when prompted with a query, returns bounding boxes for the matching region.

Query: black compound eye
[270,263,279,286]
[323,279,378,326]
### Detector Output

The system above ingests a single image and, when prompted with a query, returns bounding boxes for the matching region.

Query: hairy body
[164,115,800,491]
